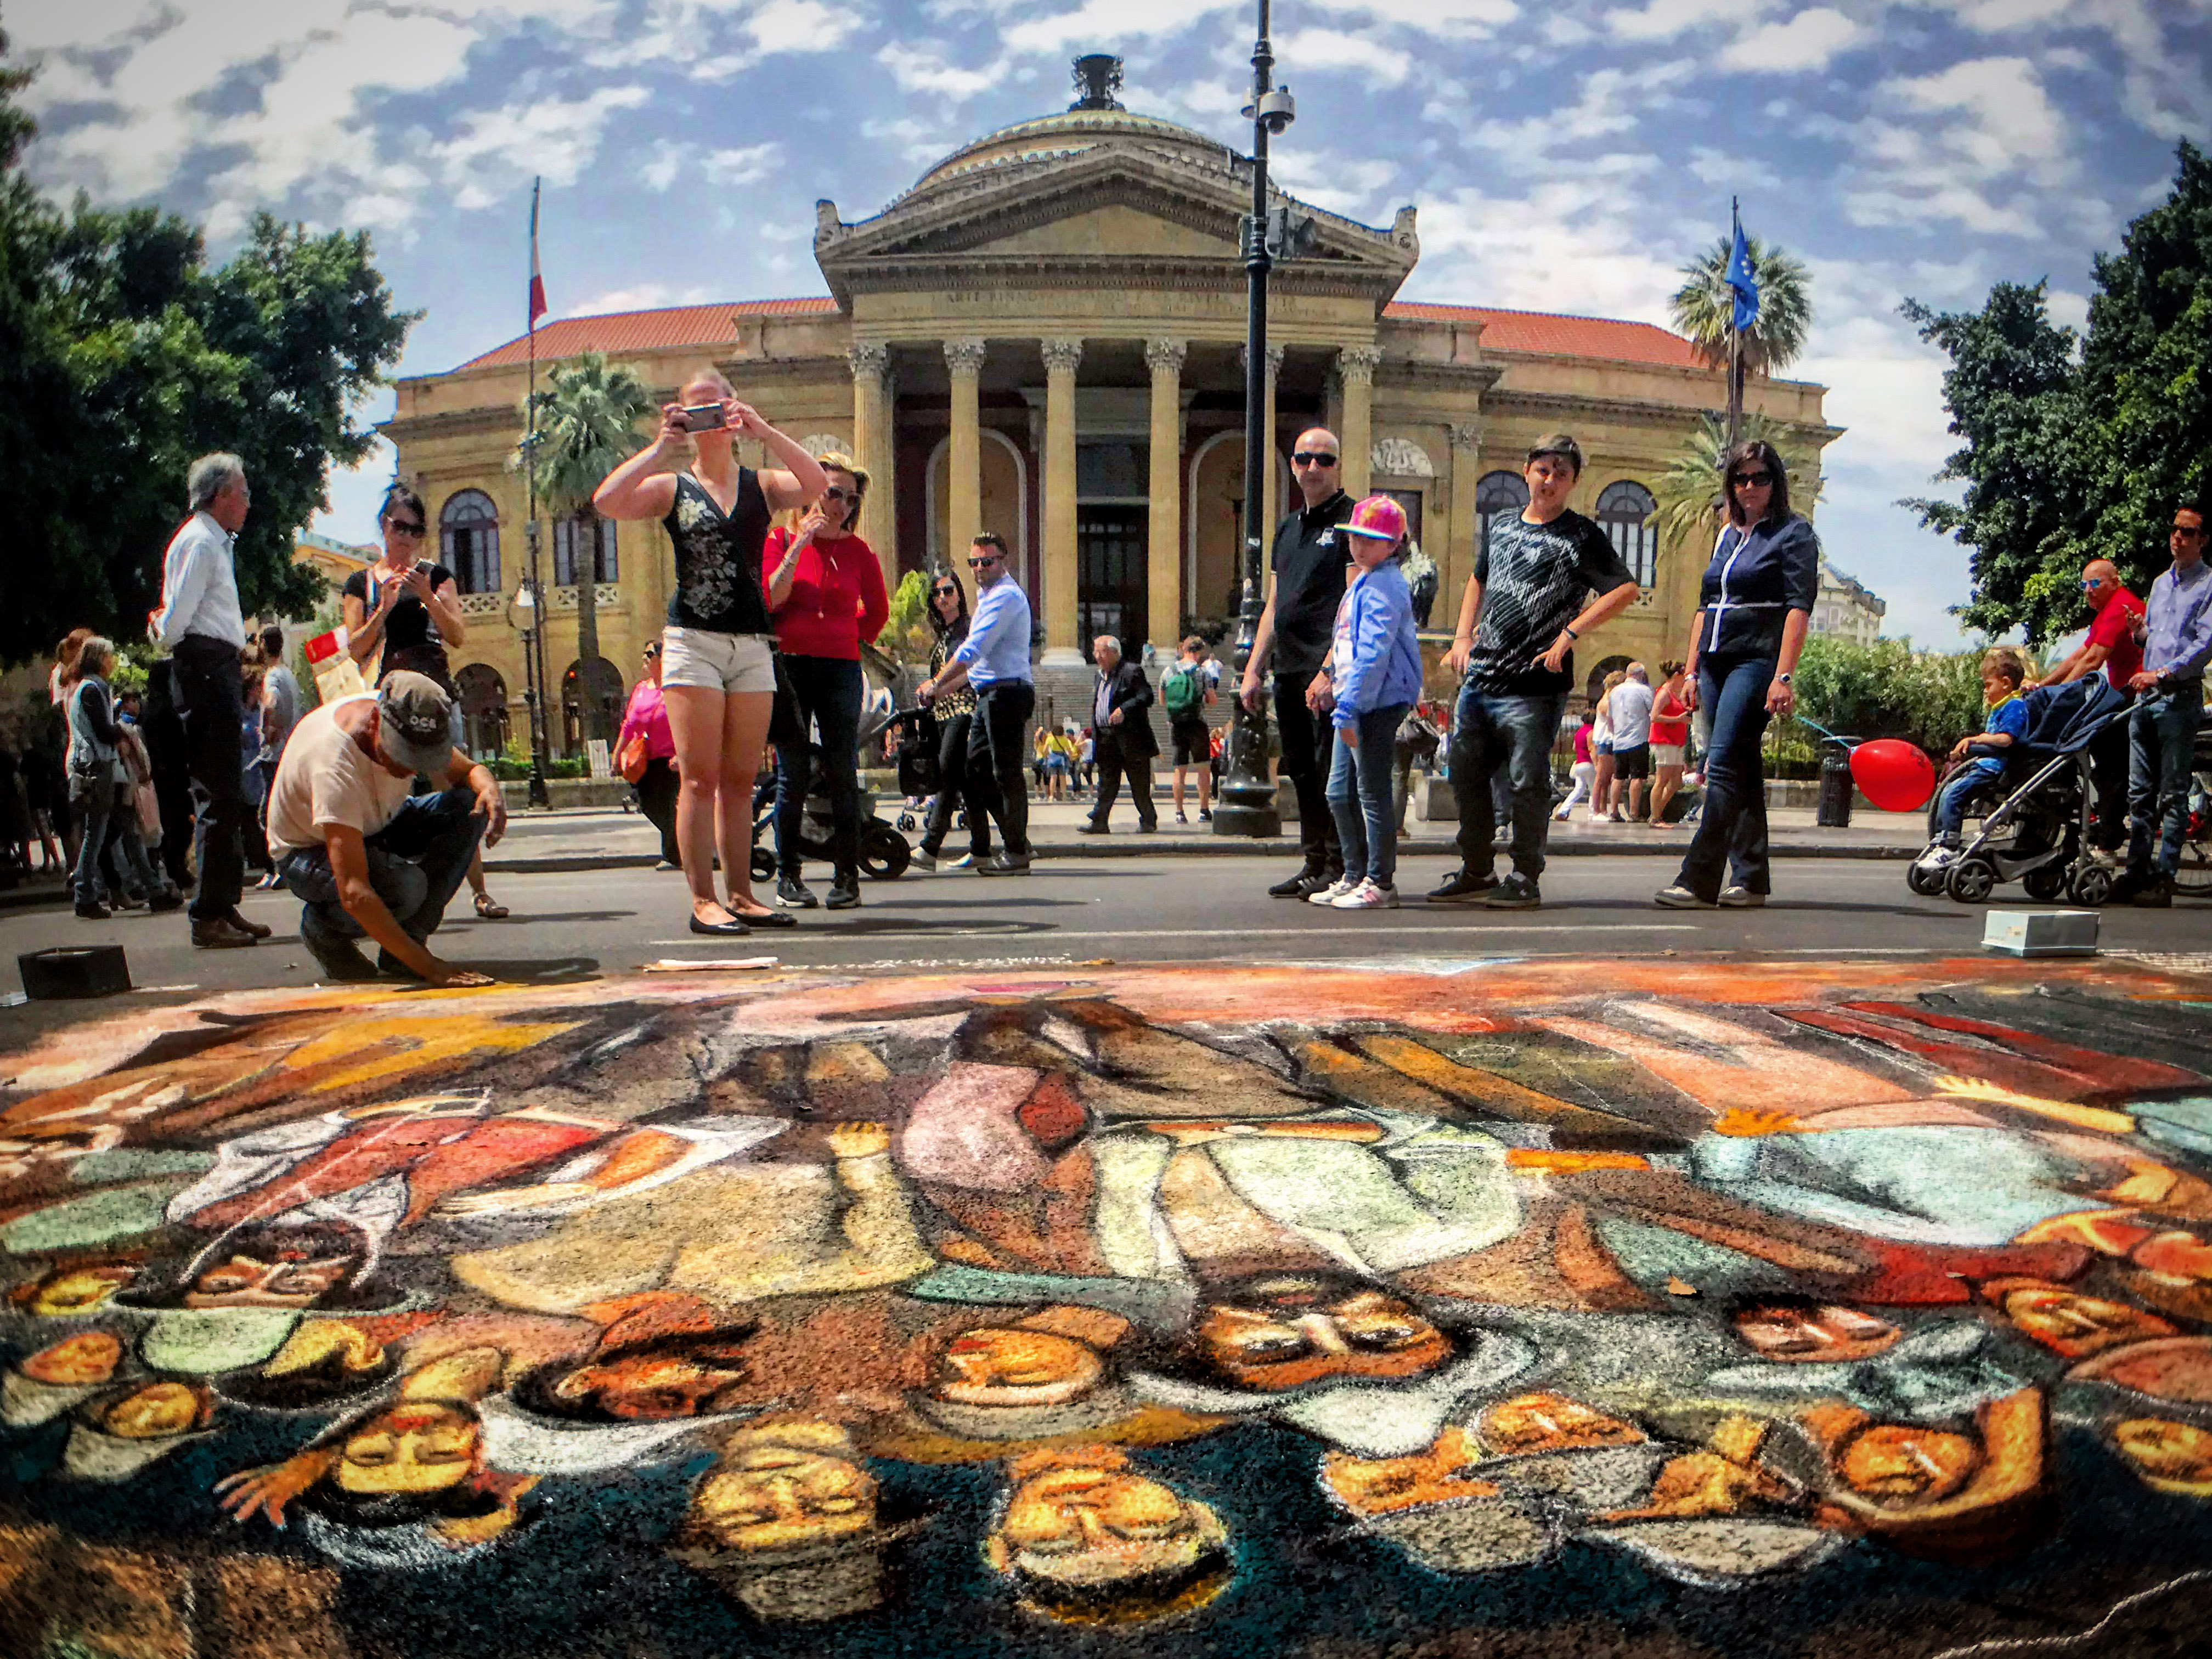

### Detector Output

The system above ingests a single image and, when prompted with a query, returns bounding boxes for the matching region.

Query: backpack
[1163,664,1203,718]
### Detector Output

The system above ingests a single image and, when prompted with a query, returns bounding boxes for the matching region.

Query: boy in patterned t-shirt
[1432,434,1640,909]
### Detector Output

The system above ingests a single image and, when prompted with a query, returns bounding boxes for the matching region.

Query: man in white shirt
[1607,662,1656,822]
[149,453,258,949]
[267,672,506,985]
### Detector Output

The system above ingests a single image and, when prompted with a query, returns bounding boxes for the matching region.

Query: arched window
[560,657,624,757]
[454,663,510,759]
[1474,471,1528,562]
[1597,480,1659,588]
[439,490,501,595]
[552,511,618,587]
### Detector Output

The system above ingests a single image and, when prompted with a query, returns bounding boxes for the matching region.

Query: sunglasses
[967,555,1000,568]
[386,520,427,538]
[1291,452,1338,467]
[932,584,959,596]
[823,487,860,503]
[1730,471,1775,488]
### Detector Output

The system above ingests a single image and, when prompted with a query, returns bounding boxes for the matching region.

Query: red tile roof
[449,297,1707,374]
[453,297,839,371]
[1383,303,1708,370]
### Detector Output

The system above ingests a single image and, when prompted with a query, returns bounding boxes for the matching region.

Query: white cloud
[1688,145,1780,189]
[562,283,725,315]
[1276,29,1413,87]
[701,143,781,185]
[431,86,651,211]
[1949,0,2076,28]
[1605,0,1775,42]
[1271,151,1398,218]
[1720,7,1864,72]
[1002,0,1243,57]
[641,141,692,193]
[1891,57,2064,167]
[874,43,1006,99]
[1463,60,1695,161]
[1408,166,1683,325]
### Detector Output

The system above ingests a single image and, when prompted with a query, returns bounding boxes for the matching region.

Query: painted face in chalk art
[1733,1301,1901,1363]
[1194,1277,1448,1391]
[337,1404,482,1496]
[985,1446,1230,1624]
[22,1331,123,1386]
[552,1350,750,1421]
[187,1251,357,1310]
[103,1383,208,1440]
[15,1264,138,1317]
[690,1424,878,1553]
[2112,1419,2212,1494]
[934,1330,1104,1409]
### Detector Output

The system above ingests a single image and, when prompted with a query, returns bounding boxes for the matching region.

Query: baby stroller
[748,644,915,883]
[1908,677,2132,905]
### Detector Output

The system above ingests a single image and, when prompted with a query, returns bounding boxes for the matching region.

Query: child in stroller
[1909,657,2132,905]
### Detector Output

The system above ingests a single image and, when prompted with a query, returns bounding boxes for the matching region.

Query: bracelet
[1564,626,1579,641]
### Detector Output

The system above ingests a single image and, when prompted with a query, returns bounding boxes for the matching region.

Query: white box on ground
[1982,910,2099,957]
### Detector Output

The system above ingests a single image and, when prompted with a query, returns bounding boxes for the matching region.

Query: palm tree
[1649,411,1826,556]
[514,353,654,745]
[1669,234,1814,380]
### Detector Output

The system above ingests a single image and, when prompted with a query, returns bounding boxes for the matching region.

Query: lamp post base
[1209,798,1280,838]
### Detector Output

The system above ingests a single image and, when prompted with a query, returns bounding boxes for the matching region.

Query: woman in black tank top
[594,369,828,935]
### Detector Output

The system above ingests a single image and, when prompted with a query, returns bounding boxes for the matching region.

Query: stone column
[1447,420,1482,611]
[1144,337,1186,657]
[847,342,896,590]
[1338,345,1382,498]
[1243,342,1285,545]
[943,339,986,567]
[1041,336,1084,659]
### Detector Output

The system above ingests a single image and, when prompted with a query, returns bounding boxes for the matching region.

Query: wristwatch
[1776,672,1793,684]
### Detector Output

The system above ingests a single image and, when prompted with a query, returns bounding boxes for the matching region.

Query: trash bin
[1816,743,1854,828]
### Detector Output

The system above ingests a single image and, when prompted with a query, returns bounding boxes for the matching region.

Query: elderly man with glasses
[2115,506,2212,907]
[1240,428,1357,898]
[919,533,1035,875]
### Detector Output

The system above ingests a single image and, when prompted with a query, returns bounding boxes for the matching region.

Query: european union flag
[1726,210,1760,333]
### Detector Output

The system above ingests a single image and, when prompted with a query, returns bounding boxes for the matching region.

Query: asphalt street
[4,854,2206,1046]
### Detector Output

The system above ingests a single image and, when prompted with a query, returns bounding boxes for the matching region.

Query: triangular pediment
[815,143,1416,309]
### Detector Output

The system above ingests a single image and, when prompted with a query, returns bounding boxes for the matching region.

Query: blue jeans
[1935,762,2005,840]
[2128,685,2203,876]
[772,655,864,878]
[1449,685,1566,877]
[1327,703,1408,887]
[276,789,486,969]
[1675,655,1774,902]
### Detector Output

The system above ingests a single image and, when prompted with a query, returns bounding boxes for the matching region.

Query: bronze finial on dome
[1070,54,1125,111]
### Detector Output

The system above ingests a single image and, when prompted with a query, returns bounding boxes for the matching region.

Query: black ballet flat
[731,907,797,929]
[689,913,752,936]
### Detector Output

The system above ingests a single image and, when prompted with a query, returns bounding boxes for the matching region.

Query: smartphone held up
[677,403,727,433]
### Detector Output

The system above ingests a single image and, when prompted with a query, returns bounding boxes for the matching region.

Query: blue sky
[13,0,2212,648]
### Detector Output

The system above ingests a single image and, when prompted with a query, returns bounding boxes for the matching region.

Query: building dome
[907,55,1238,194]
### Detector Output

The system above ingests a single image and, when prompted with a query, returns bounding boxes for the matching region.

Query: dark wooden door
[1077,505,1147,661]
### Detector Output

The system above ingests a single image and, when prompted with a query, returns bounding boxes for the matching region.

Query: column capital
[1238,342,1286,379]
[847,342,890,379]
[1040,336,1085,374]
[1448,419,1482,451]
[1143,337,1188,376]
[943,338,987,377]
[1337,344,1383,386]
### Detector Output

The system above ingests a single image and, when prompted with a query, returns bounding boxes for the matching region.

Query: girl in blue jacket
[1307,496,1425,909]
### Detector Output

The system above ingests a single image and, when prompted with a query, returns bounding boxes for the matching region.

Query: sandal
[473,892,510,919]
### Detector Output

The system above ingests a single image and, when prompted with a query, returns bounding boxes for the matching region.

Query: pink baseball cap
[1342,494,1408,543]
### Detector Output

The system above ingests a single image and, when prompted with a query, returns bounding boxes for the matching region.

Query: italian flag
[528,176,548,328]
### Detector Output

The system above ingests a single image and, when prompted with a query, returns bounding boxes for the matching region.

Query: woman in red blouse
[763,453,889,910]
[617,642,679,868]
[1649,658,1692,826]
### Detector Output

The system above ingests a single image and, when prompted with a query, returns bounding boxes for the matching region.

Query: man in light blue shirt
[919,533,1035,873]
[2118,505,2212,905]
[148,453,263,949]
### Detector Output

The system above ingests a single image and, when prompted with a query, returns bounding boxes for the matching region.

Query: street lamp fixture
[1215,0,1292,838]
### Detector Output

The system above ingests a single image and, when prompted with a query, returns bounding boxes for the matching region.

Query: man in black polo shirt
[1240,428,1356,897]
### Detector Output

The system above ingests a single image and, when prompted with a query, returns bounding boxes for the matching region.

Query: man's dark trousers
[276,790,486,970]
[1273,674,1342,878]
[966,681,1036,857]
[1091,732,1158,828]
[172,635,247,922]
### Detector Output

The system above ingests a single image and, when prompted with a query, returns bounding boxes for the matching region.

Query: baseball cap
[375,671,455,776]
[1342,495,1409,543]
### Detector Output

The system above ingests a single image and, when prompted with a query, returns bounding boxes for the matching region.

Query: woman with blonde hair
[1590,669,1626,823]
[595,368,827,934]
[761,450,887,912]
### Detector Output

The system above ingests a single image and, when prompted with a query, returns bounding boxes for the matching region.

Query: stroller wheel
[2067,863,2116,906]
[1945,856,1997,904]
[750,847,776,882]
[860,823,912,881]
[2023,863,2068,902]
[1906,861,1948,898]
[896,811,917,832]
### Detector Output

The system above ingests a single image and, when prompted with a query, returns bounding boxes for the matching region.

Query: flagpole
[523,176,550,808]
[1726,196,1744,449]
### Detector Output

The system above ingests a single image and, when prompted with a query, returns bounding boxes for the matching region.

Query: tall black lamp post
[1214,0,1295,838]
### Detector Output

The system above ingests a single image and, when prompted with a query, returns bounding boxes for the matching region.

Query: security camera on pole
[1215,0,1310,838]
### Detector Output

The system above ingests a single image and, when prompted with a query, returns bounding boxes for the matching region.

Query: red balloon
[1850,738,1939,812]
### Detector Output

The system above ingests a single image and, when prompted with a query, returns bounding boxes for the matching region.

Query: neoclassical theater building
[382,57,1837,756]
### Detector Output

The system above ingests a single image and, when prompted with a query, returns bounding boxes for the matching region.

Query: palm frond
[513,354,657,514]
[1667,234,1814,377]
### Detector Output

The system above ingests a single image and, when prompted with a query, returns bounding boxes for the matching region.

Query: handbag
[617,734,651,785]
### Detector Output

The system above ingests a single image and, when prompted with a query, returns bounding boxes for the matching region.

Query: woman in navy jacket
[1656,441,1819,909]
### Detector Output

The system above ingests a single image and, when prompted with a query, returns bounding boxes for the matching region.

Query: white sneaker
[1916,844,1960,873]
[1307,876,1358,905]
[1333,878,1399,909]
[949,853,975,869]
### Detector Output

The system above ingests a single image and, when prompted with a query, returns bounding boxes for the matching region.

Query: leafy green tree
[1904,143,2212,641]
[515,353,656,738]
[1649,410,1826,556]
[1669,233,1814,378]
[881,569,934,664]
[0,34,411,665]
[1898,282,2084,642]
[1787,634,1988,755]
